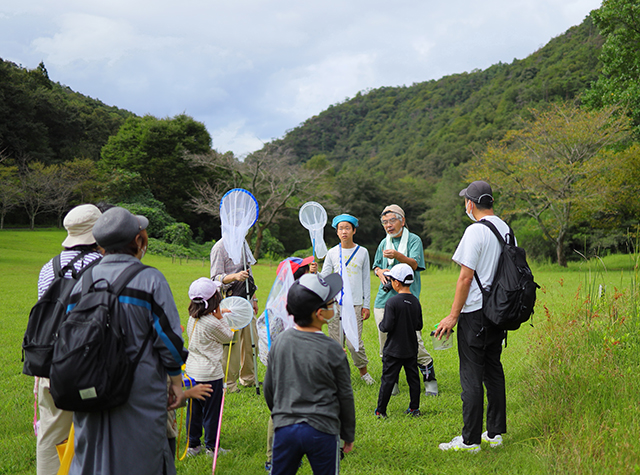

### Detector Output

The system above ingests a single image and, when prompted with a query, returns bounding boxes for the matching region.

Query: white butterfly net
[298,201,328,259]
[220,296,254,331]
[256,260,295,365]
[220,189,259,265]
[339,256,360,352]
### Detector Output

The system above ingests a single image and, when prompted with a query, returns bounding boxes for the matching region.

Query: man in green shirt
[372,204,438,396]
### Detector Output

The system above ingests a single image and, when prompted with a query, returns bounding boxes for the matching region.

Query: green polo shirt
[372,230,425,308]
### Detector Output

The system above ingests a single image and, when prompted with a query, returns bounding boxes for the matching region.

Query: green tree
[100,114,212,218]
[0,163,20,229]
[585,1,640,130]
[470,103,630,266]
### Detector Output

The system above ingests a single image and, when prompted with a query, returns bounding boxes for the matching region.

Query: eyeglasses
[322,300,336,309]
[380,217,399,226]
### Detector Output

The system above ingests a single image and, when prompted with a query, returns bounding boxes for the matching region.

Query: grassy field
[1,229,639,474]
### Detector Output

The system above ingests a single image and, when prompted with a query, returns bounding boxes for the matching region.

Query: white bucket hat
[61,204,102,248]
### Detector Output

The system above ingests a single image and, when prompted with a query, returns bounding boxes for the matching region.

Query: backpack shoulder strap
[57,252,88,279]
[472,219,512,294]
[112,263,150,296]
[476,219,506,246]
[52,255,62,277]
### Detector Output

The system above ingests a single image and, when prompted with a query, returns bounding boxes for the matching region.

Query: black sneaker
[374,409,387,419]
[405,408,421,417]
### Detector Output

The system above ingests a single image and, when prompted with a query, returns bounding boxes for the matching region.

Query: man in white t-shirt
[435,180,509,453]
[321,214,375,385]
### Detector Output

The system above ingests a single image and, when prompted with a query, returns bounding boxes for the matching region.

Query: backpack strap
[111,263,154,371]
[111,263,150,297]
[52,255,62,278]
[472,219,513,293]
[57,251,89,279]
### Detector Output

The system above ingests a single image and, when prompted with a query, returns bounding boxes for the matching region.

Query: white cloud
[209,120,266,157]
[0,0,604,156]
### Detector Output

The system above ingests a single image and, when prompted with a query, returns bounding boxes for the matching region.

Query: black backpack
[22,252,101,378]
[473,219,540,331]
[49,262,152,412]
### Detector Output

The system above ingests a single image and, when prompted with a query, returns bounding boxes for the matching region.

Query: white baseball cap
[287,273,343,316]
[383,263,414,285]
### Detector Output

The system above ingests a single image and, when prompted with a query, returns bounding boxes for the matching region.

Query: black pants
[377,354,421,414]
[458,309,507,445]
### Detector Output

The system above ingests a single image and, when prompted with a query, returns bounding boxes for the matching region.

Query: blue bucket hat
[331,214,359,229]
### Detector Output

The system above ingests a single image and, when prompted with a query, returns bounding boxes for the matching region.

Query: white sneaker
[438,436,481,453]
[391,383,400,396]
[361,373,376,385]
[482,431,503,447]
[206,447,230,457]
[425,379,438,396]
[186,446,202,457]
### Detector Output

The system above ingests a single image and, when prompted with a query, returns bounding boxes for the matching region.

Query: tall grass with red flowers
[525,249,640,473]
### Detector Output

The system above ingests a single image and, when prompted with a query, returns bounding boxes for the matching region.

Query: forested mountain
[274,18,601,177]
[261,17,604,257]
[0,59,133,164]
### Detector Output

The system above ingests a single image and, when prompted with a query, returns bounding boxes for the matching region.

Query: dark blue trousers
[271,422,340,475]
[186,378,224,449]
[458,309,507,445]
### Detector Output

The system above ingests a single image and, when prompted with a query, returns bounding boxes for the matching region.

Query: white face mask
[466,202,477,222]
[322,302,337,323]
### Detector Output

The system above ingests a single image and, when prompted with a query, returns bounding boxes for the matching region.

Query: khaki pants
[36,378,73,475]
[222,318,257,390]
[374,307,432,366]
[266,416,274,463]
[327,305,369,369]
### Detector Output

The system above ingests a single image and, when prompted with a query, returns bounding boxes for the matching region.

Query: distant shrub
[147,238,214,259]
[119,202,175,239]
[162,223,192,247]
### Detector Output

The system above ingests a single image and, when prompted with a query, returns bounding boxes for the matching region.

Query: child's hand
[309,262,318,274]
[343,441,354,454]
[186,384,213,401]
[214,308,231,320]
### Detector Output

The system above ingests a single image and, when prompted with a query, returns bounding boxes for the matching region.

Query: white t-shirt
[320,244,371,309]
[452,215,513,313]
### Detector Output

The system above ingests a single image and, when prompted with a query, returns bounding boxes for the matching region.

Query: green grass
[1,229,639,474]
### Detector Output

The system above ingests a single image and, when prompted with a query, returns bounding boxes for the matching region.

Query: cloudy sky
[1,0,602,156]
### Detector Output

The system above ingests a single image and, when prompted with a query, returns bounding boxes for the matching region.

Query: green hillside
[260,16,604,257]
[0,59,134,164]
[274,17,602,178]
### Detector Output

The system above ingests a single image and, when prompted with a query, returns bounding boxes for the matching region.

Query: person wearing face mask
[435,180,509,453]
[67,207,188,475]
[264,273,355,475]
[372,205,438,396]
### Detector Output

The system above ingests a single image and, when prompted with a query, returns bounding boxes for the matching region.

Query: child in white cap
[185,278,234,457]
[375,263,423,418]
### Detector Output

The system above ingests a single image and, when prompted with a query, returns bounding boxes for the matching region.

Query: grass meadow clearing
[1,229,639,474]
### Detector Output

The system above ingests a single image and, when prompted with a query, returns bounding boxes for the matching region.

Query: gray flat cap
[93,207,149,251]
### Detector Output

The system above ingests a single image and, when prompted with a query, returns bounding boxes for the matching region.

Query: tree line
[1,2,640,267]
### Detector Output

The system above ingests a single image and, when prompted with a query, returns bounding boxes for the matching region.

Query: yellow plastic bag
[56,424,74,475]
